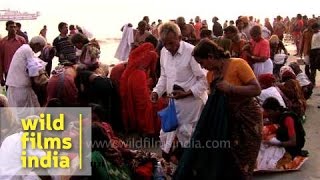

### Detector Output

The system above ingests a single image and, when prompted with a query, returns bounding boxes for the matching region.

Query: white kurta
[153,41,208,152]
[5,44,40,119]
[6,44,36,88]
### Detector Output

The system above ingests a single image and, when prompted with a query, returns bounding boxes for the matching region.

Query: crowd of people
[0,13,319,179]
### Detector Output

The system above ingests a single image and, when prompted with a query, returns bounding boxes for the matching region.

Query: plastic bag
[158,98,178,132]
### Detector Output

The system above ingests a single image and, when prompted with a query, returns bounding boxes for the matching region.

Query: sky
[0,0,319,40]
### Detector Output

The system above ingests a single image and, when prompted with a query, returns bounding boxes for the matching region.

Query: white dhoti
[160,96,204,153]
[7,86,40,121]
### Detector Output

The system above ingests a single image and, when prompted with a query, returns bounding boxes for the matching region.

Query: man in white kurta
[5,36,47,121]
[152,22,208,153]
[6,36,47,109]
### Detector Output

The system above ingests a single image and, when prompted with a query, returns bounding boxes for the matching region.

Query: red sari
[110,62,127,93]
[120,43,164,135]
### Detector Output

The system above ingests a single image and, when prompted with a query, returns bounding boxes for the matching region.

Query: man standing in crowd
[273,15,286,41]
[292,14,304,56]
[300,18,318,79]
[151,22,208,157]
[15,22,29,43]
[6,36,47,109]
[176,16,197,45]
[52,22,77,64]
[0,21,26,87]
[194,16,202,42]
[212,16,223,37]
[309,23,320,86]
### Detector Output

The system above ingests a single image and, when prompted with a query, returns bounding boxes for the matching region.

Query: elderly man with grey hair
[151,22,208,158]
[5,36,47,110]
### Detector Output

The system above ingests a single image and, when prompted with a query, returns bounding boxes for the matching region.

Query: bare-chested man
[132,20,151,49]
[176,16,197,45]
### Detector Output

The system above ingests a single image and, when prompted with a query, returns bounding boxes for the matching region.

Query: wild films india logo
[21,113,72,168]
[0,107,92,176]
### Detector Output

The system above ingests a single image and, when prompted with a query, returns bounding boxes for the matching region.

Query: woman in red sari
[120,42,164,136]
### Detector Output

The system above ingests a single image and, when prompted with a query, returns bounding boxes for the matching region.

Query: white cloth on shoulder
[6,44,44,88]
[26,57,47,77]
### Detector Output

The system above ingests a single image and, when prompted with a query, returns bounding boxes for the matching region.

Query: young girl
[262,97,306,158]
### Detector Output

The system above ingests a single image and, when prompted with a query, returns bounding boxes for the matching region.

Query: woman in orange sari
[188,39,262,180]
[120,42,164,136]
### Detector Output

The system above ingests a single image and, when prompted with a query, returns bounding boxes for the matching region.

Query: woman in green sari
[91,124,131,180]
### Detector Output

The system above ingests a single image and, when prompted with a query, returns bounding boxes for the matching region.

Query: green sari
[91,151,131,180]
